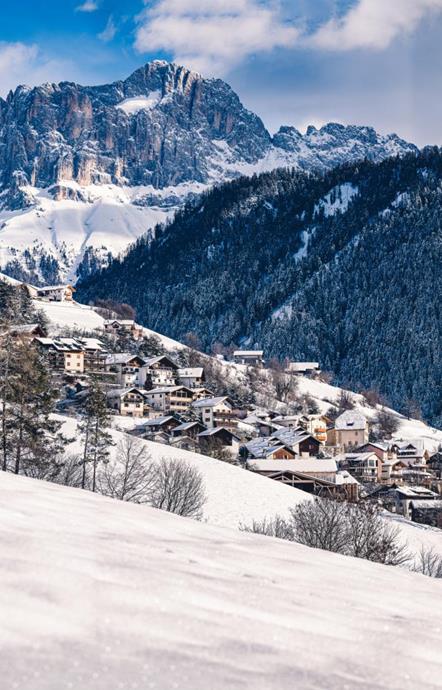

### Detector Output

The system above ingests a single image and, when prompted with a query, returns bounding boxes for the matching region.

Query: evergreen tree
[79,378,114,491]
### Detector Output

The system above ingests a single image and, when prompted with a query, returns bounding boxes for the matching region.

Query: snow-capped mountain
[0,60,417,284]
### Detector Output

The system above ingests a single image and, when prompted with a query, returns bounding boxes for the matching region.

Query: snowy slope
[1,471,441,690]
[58,415,310,528]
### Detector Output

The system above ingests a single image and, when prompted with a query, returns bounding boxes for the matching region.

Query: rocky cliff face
[0,60,418,284]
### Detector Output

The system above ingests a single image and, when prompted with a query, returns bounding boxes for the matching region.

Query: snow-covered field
[1,471,441,690]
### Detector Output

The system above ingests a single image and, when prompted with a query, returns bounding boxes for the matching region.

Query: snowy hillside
[58,414,310,528]
[1,471,441,690]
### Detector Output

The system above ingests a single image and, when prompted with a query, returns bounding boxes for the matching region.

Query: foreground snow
[0,472,441,690]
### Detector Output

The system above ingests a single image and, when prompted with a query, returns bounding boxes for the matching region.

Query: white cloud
[134,0,299,76]
[98,16,117,42]
[76,1,99,11]
[0,42,73,96]
[311,0,442,51]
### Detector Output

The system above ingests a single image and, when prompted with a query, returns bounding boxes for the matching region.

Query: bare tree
[337,390,356,412]
[149,457,206,519]
[374,408,400,440]
[53,453,84,488]
[413,547,442,578]
[98,436,155,503]
[362,388,384,408]
[240,515,295,540]
[290,499,350,553]
[290,499,409,565]
[343,502,410,566]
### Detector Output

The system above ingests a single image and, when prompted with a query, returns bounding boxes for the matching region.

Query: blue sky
[1,0,441,146]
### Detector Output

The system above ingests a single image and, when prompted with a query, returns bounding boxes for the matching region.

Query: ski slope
[0,471,441,690]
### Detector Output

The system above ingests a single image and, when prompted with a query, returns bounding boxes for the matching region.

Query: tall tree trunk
[81,420,90,489]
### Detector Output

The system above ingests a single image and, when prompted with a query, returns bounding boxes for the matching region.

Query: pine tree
[79,378,114,491]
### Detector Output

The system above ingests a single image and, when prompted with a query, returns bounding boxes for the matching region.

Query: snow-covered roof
[178,367,204,377]
[106,387,144,399]
[144,355,178,368]
[250,458,337,474]
[198,427,239,439]
[335,470,359,485]
[37,284,74,292]
[233,350,264,357]
[286,362,320,371]
[271,429,313,446]
[409,499,442,510]
[192,396,230,409]
[173,421,204,432]
[105,353,143,365]
[140,415,177,427]
[395,486,438,498]
[147,386,192,395]
[335,410,367,430]
[245,439,294,459]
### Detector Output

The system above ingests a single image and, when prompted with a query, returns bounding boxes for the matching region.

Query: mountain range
[0,60,417,284]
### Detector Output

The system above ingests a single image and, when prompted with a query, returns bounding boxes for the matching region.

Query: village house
[35,284,75,302]
[144,386,195,414]
[105,353,146,388]
[299,414,329,443]
[177,367,205,388]
[233,350,264,366]
[391,441,428,466]
[35,337,85,374]
[337,451,382,483]
[356,441,391,463]
[77,337,108,372]
[171,421,207,440]
[135,415,181,437]
[286,362,320,376]
[334,410,369,450]
[410,499,442,528]
[103,319,143,341]
[390,485,439,519]
[271,428,322,457]
[197,427,241,454]
[106,388,149,418]
[192,387,214,401]
[244,439,297,460]
[239,414,281,438]
[2,323,46,340]
[142,355,179,388]
[192,396,237,431]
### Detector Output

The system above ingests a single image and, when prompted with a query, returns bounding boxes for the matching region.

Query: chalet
[192,396,236,431]
[35,337,85,374]
[270,428,321,457]
[244,439,297,460]
[272,415,302,430]
[177,367,205,388]
[286,362,320,376]
[169,436,198,452]
[356,441,391,462]
[171,421,207,439]
[106,388,148,418]
[240,414,281,438]
[36,284,75,302]
[299,415,329,444]
[391,441,427,466]
[77,337,108,372]
[334,410,369,450]
[391,486,439,518]
[105,353,146,388]
[136,415,181,436]
[337,451,381,483]
[233,350,264,366]
[410,499,442,528]
[144,386,195,414]
[428,451,442,478]
[142,355,179,388]
[192,387,214,401]
[197,427,241,453]
[103,319,143,341]
[2,323,46,340]
[381,458,408,483]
